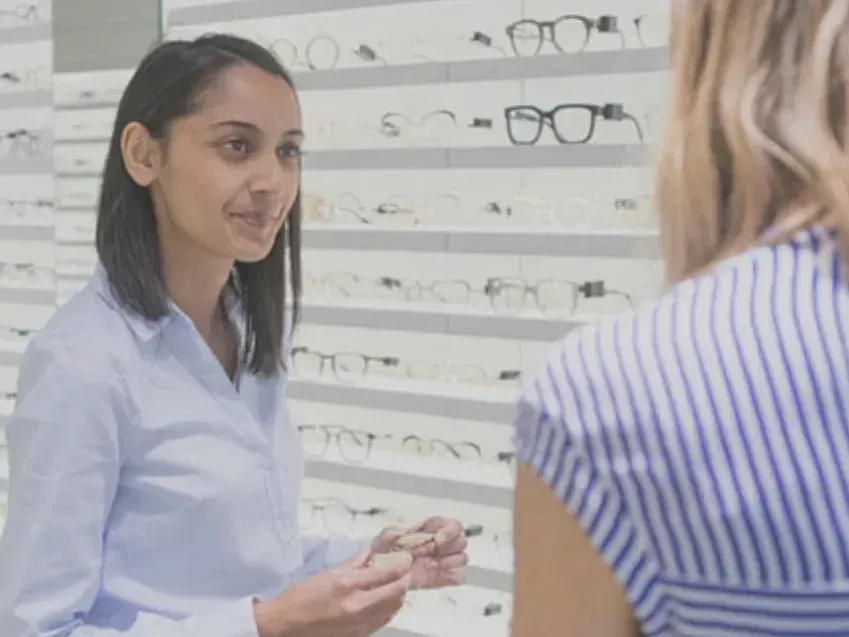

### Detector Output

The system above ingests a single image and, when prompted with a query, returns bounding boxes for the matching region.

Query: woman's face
[126,63,302,264]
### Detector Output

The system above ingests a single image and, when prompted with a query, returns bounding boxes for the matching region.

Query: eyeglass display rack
[0,1,54,528]
[161,0,669,635]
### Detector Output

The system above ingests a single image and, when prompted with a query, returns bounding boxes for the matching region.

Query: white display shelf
[0,156,53,175]
[303,225,660,258]
[303,145,647,171]
[302,298,582,341]
[0,285,54,306]
[0,225,53,241]
[170,0,442,24]
[0,23,51,45]
[0,90,53,109]
[0,351,22,369]
[53,144,648,174]
[305,456,512,507]
[294,47,668,91]
[288,375,516,423]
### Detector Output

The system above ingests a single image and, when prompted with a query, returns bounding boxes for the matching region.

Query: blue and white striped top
[514,228,849,636]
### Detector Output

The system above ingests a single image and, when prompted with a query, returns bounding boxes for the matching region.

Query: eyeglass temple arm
[595,15,626,48]
[600,104,645,142]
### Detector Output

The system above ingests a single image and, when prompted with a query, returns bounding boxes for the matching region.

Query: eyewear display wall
[0,0,54,547]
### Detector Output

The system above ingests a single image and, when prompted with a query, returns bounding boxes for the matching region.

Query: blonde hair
[655,0,849,284]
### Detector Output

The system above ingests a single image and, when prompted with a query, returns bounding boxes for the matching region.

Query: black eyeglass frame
[503,102,644,146]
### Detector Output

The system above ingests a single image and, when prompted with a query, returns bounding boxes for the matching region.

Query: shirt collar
[93,263,244,344]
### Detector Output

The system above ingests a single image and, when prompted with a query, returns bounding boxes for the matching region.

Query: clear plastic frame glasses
[290,346,400,383]
[506,14,624,57]
[485,277,634,316]
[401,435,483,462]
[0,197,53,225]
[377,109,458,144]
[297,425,391,464]
[403,360,521,386]
[299,498,392,535]
[376,276,476,304]
[534,194,656,230]
[0,327,33,350]
[0,128,47,158]
[0,2,39,27]
[634,14,670,49]
[0,67,47,93]
[0,262,52,286]
[309,192,461,226]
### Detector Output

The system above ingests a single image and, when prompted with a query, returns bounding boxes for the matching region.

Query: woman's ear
[120,121,161,187]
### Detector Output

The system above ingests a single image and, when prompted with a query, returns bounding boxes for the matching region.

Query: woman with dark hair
[0,34,467,637]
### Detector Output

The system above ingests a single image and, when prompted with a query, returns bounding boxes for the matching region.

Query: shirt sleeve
[513,333,669,636]
[0,339,260,637]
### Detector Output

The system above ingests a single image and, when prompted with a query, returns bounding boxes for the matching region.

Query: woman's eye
[223,138,249,154]
[279,143,303,159]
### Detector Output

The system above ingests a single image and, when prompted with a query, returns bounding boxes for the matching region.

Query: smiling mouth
[230,211,283,223]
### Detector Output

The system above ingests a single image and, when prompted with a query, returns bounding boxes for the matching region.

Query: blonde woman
[512,2,849,636]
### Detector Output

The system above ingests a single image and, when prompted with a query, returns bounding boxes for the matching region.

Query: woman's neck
[159,247,234,343]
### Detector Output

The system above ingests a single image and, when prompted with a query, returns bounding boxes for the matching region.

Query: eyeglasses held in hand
[505,103,644,146]
[506,14,624,57]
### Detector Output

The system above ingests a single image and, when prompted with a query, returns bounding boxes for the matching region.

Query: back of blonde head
[655,0,849,284]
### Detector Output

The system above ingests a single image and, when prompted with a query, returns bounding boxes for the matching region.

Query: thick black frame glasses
[506,14,623,57]
[504,103,644,146]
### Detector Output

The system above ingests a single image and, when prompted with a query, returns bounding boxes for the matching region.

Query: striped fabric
[514,228,849,636]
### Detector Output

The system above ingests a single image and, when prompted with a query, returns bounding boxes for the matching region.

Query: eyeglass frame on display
[290,346,400,383]
[484,276,634,316]
[300,497,391,535]
[0,68,45,92]
[0,261,51,283]
[314,192,462,227]
[297,424,392,464]
[0,2,38,24]
[0,128,47,159]
[401,434,483,461]
[505,14,625,58]
[377,275,478,304]
[504,102,644,146]
[378,109,458,141]
[0,197,53,223]
[633,14,670,49]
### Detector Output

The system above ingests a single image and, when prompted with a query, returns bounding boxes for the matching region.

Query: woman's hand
[372,516,469,590]
[254,546,412,637]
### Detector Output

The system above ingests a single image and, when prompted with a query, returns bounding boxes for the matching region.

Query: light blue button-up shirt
[0,267,364,637]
